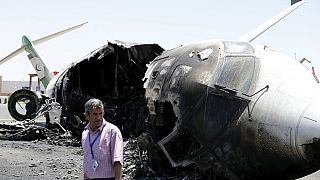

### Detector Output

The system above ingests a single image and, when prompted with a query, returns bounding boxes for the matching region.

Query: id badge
[92,160,99,172]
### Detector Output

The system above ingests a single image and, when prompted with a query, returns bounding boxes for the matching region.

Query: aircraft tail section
[238,1,304,42]
[0,22,87,88]
[25,43,52,88]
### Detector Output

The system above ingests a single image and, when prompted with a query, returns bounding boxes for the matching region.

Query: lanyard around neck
[88,124,106,159]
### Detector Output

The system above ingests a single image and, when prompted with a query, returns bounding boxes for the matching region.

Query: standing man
[82,98,123,180]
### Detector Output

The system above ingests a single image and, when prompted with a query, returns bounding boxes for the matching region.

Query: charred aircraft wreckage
[1,0,320,179]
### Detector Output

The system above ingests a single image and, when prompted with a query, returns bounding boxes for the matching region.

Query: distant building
[1,81,45,94]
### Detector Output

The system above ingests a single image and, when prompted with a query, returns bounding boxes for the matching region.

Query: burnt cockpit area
[143,40,259,178]
[51,40,164,137]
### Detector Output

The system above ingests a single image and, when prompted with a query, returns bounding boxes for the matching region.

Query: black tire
[8,89,42,121]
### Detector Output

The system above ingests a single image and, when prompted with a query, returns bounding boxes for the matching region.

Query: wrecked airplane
[2,0,320,179]
[142,39,320,179]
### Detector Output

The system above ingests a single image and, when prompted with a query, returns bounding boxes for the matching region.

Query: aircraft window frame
[215,55,257,94]
[223,41,255,54]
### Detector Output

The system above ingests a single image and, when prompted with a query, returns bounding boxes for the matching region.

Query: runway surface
[0,103,14,122]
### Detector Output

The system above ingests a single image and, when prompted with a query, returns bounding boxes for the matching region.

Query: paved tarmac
[0,103,14,122]
[0,101,320,179]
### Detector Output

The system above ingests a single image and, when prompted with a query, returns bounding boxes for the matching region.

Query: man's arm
[111,126,123,180]
[114,161,122,180]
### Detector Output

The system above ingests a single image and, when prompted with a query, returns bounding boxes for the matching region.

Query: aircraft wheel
[7,89,42,121]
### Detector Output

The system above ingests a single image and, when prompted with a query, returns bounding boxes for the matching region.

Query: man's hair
[84,98,104,114]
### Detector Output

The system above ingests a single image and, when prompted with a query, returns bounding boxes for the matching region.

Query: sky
[0,0,319,81]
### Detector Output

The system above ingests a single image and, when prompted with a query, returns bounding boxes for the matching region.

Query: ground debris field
[0,139,144,180]
[0,137,208,180]
[0,140,82,180]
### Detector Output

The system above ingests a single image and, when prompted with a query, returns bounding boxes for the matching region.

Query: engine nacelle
[8,89,43,121]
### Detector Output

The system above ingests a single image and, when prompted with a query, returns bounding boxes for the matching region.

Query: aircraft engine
[7,89,43,121]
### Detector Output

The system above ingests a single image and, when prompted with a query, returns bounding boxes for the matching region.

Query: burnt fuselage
[45,39,320,179]
[143,40,320,179]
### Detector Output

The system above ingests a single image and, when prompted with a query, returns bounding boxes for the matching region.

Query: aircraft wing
[238,0,304,42]
[33,22,87,45]
[0,46,25,66]
[0,22,87,66]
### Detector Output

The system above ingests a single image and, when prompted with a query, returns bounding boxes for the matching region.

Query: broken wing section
[48,40,164,137]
